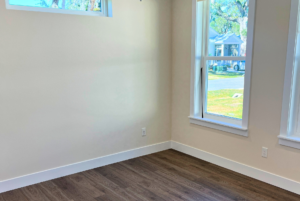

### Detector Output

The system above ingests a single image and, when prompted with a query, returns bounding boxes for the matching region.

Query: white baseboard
[2,140,299,196]
[171,141,300,195]
[0,141,171,194]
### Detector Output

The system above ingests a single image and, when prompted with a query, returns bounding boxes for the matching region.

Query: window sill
[189,116,248,137]
[278,135,300,150]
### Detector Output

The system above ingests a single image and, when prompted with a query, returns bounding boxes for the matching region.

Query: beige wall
[0,0,172,181]
[172,0,300,182]
[2,0,300,185]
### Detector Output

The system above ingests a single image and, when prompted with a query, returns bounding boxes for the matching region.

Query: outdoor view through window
[8,0,103,12]
[205,0,248,120]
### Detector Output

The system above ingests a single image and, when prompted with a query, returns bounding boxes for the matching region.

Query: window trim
[5,0,113,17]
[278,0,300,149]
[189,0,256,136]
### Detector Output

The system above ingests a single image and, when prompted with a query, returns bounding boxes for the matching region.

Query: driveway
[227,68,245,74]
[208,77,244,91]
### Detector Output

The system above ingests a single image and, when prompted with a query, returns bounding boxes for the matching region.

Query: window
[229,45,239,57]
[279,0,300,149]
[5,0,112,17]
[189,0,256,136]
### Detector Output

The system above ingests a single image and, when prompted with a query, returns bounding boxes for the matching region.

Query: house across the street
[208,27,245,71]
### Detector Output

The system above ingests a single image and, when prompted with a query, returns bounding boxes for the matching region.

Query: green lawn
[207,89,244,119]
[208,70,244,80]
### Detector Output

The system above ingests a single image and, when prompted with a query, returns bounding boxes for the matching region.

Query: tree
[37,0,100,11]
[210,0,249,55]
[89,0,96,11]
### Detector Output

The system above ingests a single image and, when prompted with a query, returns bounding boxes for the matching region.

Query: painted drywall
[0,0,172,181]
[171,0,300,182]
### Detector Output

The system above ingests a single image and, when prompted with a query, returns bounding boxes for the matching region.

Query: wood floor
[1,150,300,201]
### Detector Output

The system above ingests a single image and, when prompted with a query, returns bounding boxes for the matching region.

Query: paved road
[208,77,244,91]
[227,69,245,74]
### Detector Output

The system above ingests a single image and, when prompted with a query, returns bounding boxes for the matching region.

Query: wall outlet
[262,147,268,158]
[142,128,146,136]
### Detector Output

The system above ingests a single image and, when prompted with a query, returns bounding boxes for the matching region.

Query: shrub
[213,66,227,72]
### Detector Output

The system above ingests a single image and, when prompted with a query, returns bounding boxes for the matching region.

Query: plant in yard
[208,70,244,80]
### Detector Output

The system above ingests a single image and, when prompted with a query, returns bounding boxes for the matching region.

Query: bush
[213,66,227,72]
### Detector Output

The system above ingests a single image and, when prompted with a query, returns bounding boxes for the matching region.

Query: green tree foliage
[210,0,248,36]
[38,0,101,11]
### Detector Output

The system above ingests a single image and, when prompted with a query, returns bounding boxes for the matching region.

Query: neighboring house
[209,27,245,71]
[209,27,244,57]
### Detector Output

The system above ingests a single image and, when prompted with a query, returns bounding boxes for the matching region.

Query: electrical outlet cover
[142,128,146,136]
[262,147,268,158]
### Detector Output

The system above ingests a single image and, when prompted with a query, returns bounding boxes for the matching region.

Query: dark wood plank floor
[1,150,300,201]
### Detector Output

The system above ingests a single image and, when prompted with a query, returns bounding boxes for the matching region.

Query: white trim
[297,105,300,134]
[0,141,171,193]
[204,113,242,126]
[171,141,300,195]
[278,135,300,150]
[280,0,300,138]
[107,0,113,18]
[5,0,113,17]
[2,140,300,196]
[189,116,248,136]
[190,0,204,117]
[241,0,256,129]
[190,0,256,135]
[279,0,300,149]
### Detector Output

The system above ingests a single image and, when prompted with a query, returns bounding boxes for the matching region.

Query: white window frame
[278,0,300,149]
[5,0,113,17]
[189,0,256,136]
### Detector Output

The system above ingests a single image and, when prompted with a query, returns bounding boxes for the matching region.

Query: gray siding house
[209,27,244,57]
[208,28,245,70]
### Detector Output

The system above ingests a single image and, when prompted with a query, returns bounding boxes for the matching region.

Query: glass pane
[205,60,245,119]
[9,0,102,12]
[208,0,249,57]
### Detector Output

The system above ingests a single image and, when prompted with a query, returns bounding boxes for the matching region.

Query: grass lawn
[207,89,244,119]
[208,70,244,80]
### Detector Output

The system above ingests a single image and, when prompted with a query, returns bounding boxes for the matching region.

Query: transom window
[5,0,112,17]
[189,0,256,136]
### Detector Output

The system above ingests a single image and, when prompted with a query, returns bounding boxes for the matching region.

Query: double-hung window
[5,0,112,17]
[189,0,256,136]
[279,0,300,149]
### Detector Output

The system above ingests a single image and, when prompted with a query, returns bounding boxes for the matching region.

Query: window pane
[208,0,249,57]
[205,60,245,119]
[9,0,103,12]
